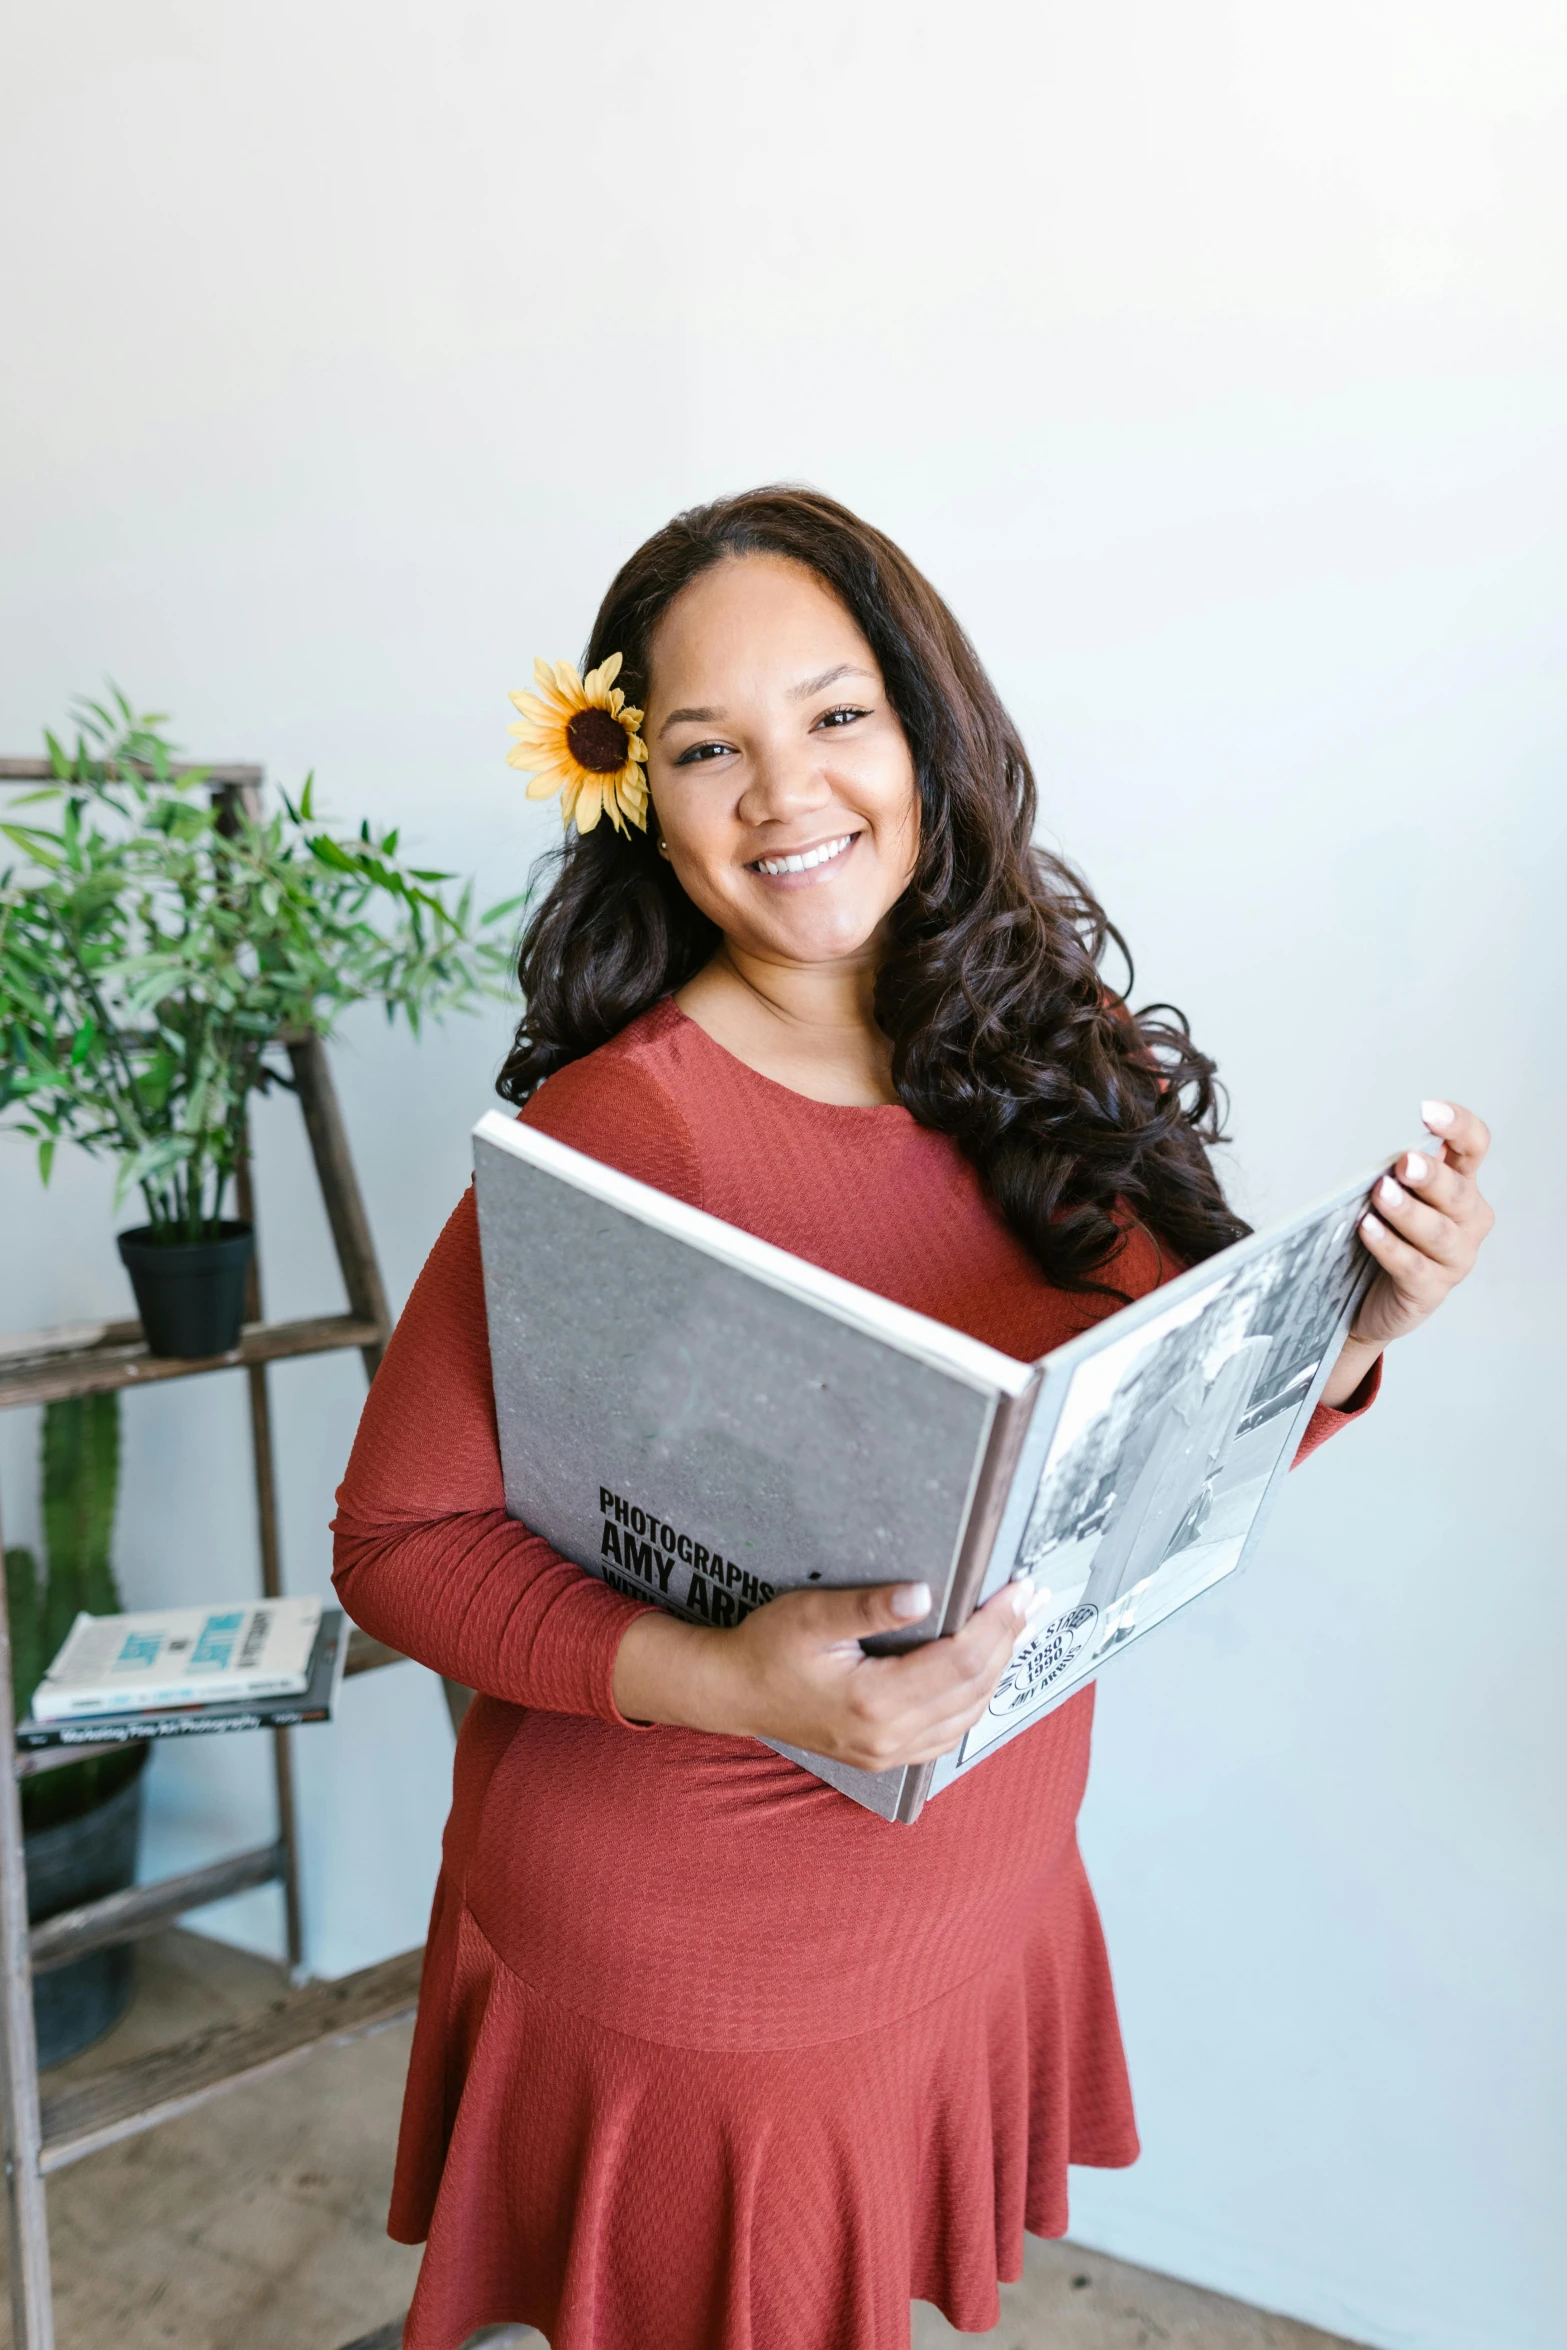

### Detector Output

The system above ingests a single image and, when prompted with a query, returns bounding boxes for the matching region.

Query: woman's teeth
[753,834,855,877]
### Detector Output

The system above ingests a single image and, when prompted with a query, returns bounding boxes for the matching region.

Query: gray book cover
[473,1109,1384,1823]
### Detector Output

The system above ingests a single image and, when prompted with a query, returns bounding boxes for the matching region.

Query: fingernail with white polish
[1362,1212,1385,1238]
[1379,1177,1404,1208]
[1404,1153,1428,1184]
[891,1582,932,1620]
[1422,1100,1455,1130]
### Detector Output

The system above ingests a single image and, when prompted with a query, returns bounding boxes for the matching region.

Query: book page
[948,1186,1369,1774]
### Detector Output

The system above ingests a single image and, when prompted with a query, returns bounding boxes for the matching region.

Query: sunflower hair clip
[506,652,650,835]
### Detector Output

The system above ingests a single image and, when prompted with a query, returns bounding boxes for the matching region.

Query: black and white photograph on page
[958,1189,1370,1768]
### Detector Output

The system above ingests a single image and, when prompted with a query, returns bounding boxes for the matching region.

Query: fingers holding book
[724,1577,1032,1774]
[612,1574,1031,1772]
[1351,1099,1495,1354]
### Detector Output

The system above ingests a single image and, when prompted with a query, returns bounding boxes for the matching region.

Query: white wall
[1,4,1561,2345]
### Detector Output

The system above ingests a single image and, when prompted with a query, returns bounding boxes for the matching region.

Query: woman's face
[643,554,920,969]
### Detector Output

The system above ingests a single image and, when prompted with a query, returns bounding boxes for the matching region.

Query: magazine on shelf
[16,1608,348,1751]
[473,1108,1389,1824]
[31,1595,322,1720]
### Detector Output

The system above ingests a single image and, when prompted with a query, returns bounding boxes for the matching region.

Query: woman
[333,487,1492,2350]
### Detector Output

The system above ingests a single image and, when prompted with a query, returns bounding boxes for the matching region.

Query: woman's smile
[748,830,861,883]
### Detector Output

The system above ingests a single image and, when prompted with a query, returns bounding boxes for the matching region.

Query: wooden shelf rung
[344,1629,406,1677]
[0,1311,387,1408]
[0,758,264,787]
[38,1945,423,2173]
[29,1842,285,1973]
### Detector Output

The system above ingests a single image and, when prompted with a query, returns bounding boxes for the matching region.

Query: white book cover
[32,1597,322,1720]
[473,1108,1388,1823]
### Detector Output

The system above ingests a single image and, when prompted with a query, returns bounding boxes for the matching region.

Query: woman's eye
[815,705,868,730]
[673,740,735,767]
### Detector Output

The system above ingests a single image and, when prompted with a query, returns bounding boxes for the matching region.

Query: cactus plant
[5,1394,143,1833]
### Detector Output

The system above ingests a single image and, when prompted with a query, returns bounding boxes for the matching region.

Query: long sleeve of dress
[1294,1355,1383,1464]
[331,1058,704,1724]
[331,1185,652,1722]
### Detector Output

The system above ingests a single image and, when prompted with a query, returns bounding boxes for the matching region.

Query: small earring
[656,836,672,861]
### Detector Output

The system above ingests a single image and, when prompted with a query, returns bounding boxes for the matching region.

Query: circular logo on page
[991,1603,1100,1716]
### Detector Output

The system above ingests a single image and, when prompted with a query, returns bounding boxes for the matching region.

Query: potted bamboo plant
[0,691,519,1353]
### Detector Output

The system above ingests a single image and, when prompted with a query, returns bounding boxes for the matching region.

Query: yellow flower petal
[575,780,604,831]
[627,736,649,762]
[553,660,585,701]
[509,690,557,721]
[598,651,622,689]
[620,702,644,728]
[524,769,568,799]
[533,656,563,696]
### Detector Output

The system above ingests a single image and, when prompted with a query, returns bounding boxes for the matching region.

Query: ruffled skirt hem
[391,1847,1138,2350]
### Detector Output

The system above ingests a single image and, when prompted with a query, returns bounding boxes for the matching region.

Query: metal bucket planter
[117,1222,254,1358]
[26,1758,146,2069]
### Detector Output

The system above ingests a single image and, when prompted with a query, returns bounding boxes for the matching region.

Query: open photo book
[473,1108,1387,1824]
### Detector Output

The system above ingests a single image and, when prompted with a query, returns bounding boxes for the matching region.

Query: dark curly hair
[499,486,1248,1294]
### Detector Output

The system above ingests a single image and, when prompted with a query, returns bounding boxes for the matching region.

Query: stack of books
[16,1597,348,1750]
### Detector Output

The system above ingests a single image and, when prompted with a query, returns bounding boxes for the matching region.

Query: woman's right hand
[612,1578,1037,1772]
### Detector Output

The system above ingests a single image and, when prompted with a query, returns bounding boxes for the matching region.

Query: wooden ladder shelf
[0,764,432,2350]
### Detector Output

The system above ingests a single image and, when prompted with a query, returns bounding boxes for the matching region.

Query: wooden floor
[8,1930,1370,2350]
[10,1931,422,2350]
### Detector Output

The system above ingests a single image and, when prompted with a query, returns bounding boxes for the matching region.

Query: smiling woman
[332,483,1491,2350]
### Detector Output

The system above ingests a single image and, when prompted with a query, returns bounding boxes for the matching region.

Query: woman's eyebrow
[789,662,875,700]
[657,664,876,739]
[658,704,723,737]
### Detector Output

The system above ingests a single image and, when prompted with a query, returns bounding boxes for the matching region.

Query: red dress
[332,1000,1374,2350]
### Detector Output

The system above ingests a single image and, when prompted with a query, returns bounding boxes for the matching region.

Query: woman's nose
[735,738,834,828]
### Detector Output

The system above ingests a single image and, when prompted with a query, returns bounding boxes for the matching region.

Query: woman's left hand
[1321,1102,1494,1405]
[1352,1099,1495,1349]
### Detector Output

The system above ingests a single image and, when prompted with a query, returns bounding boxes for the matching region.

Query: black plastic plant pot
[117,1221,255,1359]
[27,1760,146,2069]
